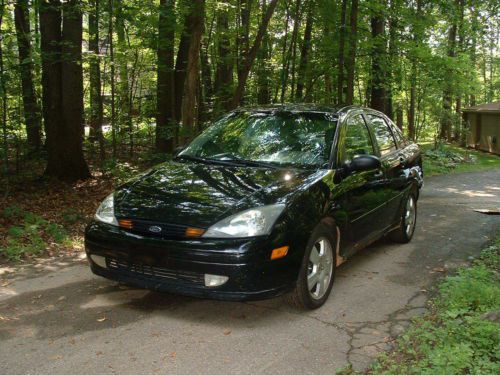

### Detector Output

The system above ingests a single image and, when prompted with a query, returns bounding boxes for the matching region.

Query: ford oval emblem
[148,225,162,233]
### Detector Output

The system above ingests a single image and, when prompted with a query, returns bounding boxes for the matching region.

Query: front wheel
[286,225,336,309]
[389,192,417,243]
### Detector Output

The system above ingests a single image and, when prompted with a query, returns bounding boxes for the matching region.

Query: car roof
[237,103,341,114]
[235,103,384,118]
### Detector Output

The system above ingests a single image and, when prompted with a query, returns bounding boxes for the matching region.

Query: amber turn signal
[118,219,133,229]
[185,227,205,237]
[270,246,289,260]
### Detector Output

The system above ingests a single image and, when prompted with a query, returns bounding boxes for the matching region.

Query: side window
[368,115,397,156]
[390,124,406,148]
[343,115,375,162]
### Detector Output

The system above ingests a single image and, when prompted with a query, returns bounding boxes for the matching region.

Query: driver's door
[335,113,388,255]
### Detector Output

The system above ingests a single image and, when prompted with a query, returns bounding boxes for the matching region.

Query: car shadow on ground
[0,238,399,343]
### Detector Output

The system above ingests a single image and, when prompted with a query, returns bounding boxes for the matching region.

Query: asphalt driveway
[1,169,499,374]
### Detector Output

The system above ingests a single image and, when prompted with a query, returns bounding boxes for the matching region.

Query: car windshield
[179,111,338,168]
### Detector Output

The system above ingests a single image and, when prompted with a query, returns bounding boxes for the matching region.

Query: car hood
[114,161,323,228]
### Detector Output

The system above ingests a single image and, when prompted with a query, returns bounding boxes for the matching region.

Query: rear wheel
[389,192,417,243]
[286,225,336,309]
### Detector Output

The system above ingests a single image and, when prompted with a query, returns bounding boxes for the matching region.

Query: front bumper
[84,221,303,301]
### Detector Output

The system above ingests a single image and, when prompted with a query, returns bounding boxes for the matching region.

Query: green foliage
[0,207,68,261]
[360,238,500,375]
[101,159,142,184]
[421,143,500,176]
[2,0,500,178]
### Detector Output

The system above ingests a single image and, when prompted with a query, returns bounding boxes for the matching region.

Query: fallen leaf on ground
[432,267,446,273]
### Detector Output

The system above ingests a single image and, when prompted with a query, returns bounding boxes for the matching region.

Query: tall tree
[88,0,104,160]
[155,0,175,152]
[40,0,90,181]
[256,0,271,104]
[369,0,387,112]
[0,0,7,174]
[296,0,313,101]
[345,0,358,105]
[439,0,458,141]
[281,0,302,102]
[115,0,129,129]
[237,0,251,78]
[407,0,422,141]
[181,0,205,142]
[108,0,117,158]
[14,0,42,153]
[173,1,194,123]
[231,0,279,108]
[337,0,348,103]
[214,0,233,112]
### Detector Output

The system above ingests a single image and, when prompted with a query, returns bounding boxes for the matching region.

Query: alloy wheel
[405,196,416,237]
[307,237,334,300]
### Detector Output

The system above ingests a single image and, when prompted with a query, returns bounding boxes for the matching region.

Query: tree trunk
[408,64,416,140]
[396,105,403,130]
[237,0,251,78]
[345,0,358,105]
[174,2,195,123]
[199,26,213,120]
[407,0,421,141]
[385,0,398,120]
[283,0,302,99]
[0,0,8,174]
[454,0,464,142]
[40,0,90,181]
[181,0,204,142]
[296,0,312,101]
[257,0,271,104]
[14,0,42,153]
[439,10,457,141]
[155,0,175,152]
[337,0,347,103]
[115,0,129,130]
[108,0,117,158]
[88,0,104,160]
[369,0,386,113]
[214,1,233,112]
[230,0,279,109]
[279,8,290,104]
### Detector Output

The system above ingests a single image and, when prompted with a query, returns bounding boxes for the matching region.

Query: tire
[389,192,417,243]
[286,224,337,309]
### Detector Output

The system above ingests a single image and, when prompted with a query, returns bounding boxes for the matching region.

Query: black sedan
[85,105,423,309]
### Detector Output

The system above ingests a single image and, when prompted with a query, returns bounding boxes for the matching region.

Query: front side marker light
[185,227,205,238]
[118,219,133,229]
[204,274,229,287]
[271,246,289,260]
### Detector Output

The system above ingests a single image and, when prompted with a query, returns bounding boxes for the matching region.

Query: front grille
[107,258,204,285]
[118,218,199,239]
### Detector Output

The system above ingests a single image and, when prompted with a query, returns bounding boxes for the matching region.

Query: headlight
[95,193,118,226]
[203,204,285,238]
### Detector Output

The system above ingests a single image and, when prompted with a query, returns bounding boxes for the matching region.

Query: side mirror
[345,154,381,173]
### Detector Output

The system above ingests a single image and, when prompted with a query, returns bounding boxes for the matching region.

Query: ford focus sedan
[85,105,423,309]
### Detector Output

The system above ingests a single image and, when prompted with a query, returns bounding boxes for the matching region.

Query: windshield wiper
[175,154,212,164]
[208,153,281,169]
